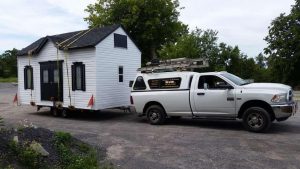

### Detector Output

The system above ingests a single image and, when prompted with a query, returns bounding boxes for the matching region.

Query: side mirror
[129,81,134,87]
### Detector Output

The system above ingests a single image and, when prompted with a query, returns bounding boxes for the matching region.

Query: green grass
[0,77,17,83]
[54,131,113,169]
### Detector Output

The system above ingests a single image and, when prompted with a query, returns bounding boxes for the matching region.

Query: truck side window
[198,75,229,90]
[148,78,181,89]
[133,76,146,90]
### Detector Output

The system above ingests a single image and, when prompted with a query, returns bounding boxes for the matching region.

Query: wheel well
[238,100,275,120]
[143,101,166,115]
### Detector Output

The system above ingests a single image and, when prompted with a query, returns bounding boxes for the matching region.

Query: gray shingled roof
[17,24,121,56]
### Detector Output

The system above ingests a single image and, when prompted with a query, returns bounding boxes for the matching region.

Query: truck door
[192,75,236,117]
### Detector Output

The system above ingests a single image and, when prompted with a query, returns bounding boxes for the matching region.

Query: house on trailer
[17,24,141,113]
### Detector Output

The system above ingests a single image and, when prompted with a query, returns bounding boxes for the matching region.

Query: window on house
[119,66,123,82]
[71,62,85,91]
[114,34,127,48]
[133,76,146,90]
[24,66,33,89]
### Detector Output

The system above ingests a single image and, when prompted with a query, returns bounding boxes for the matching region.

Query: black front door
[40,61,63,101]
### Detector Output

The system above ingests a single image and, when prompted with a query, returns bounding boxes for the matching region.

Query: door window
[198,75,230,90]
[54,69,59,83]
[43,70,49,83]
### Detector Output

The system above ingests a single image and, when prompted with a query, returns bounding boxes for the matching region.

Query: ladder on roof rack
[138,57,209,73]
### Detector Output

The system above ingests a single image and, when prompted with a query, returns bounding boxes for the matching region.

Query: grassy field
[0,77,17,83]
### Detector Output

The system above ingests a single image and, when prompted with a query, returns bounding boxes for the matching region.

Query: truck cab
[131,71,298,132]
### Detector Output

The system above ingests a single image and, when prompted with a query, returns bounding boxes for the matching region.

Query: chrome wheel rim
[247,112,264,129]
[149,109,160,123]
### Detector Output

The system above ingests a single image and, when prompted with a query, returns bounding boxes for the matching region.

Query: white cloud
[0,0,96,53]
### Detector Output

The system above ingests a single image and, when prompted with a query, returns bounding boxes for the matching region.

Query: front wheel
[146,105,166,125]
[242,107,271,132]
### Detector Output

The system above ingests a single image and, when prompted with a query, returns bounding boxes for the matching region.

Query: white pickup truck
[130,71,298,132]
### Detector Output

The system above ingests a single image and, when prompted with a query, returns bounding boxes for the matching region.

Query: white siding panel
[18,41,97,109]
[95,27,141,109]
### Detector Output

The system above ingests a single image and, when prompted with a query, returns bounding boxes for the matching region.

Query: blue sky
[0,0,295,57]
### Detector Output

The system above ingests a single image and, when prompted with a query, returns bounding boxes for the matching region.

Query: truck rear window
[133,76,147,90]
[148,78,181,89]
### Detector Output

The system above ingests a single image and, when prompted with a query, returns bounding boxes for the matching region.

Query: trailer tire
[146,105,166,125]
[61,109,69,118]
[50,107,60,117]
[242,107,271,132]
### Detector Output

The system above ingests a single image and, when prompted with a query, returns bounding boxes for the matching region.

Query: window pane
[148,78,181,89]
[54,69,59,83]
[43,70,48,83]
[76,66,82,90]
[27,68,32,88]
[119,66,123,74]
[119,75,123,82]
[198,75,229,90]
[114,34,127,48]
[133,76,146,90]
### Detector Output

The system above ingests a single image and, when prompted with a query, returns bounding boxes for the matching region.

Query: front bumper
[271,101,298,120]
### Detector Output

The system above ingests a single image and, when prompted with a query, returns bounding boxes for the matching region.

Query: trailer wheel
[146,105,166,125]
[50,107,60,117]
[61,109,69,118]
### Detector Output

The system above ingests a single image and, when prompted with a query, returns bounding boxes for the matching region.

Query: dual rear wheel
[50,108,69,118]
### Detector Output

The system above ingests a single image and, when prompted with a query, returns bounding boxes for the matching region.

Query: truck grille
[289,90,293,101]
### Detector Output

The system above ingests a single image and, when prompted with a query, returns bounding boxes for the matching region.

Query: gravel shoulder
[1,84,300,169]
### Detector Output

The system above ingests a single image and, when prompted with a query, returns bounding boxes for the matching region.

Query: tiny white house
[17,24,141,114]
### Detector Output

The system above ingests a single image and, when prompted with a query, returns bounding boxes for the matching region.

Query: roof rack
[138,57,209,73]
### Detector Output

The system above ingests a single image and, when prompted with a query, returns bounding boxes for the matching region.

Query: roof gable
[17,24,121,56]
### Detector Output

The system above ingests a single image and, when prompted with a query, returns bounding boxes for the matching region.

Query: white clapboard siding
[95,27,141,109]
[18,41,97,109]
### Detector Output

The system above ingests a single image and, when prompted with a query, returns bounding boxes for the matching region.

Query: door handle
[227,97,234,101]
[197,93,205,96]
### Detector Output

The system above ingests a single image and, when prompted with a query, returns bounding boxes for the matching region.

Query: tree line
[1,0,299,87]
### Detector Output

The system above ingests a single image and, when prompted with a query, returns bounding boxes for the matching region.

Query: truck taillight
[130,96,134,104]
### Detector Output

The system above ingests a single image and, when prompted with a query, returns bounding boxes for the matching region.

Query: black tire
[242,107,271,132]
[50,107,60,117]
[61,109,69,118]
[146,105,166,125]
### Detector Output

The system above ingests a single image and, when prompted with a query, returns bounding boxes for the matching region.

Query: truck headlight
[271,94,287,103]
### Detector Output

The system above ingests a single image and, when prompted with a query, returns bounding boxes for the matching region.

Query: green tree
[85,0,187,62]
[159,28,218,59]
[0,48,18,77]
[264,0,300,86]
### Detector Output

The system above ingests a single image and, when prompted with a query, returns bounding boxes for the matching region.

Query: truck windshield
[221,73,249,86]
